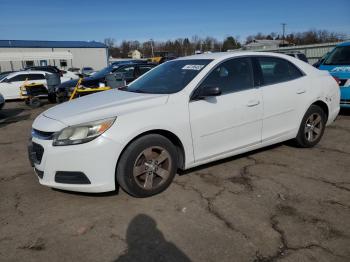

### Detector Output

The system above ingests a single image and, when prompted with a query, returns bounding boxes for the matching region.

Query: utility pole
[150,39,154,58]
[281,23,286,46]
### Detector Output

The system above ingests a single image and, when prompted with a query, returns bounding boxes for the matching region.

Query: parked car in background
[0,71,51,100]
[29,52,339,197]
[81,67,95,76]
[281,51,308,63]
[0,92,5,110]
[56,63,156,101]
[24,66,73,82]
[318,42,350,108]
[0,71,16,81]
[60,70,79,80]
[159,56,177,64]
[25,65,62,75]
[313,52,330,68]
[110,59,146,67]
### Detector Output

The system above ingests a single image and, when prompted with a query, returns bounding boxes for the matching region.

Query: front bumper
[28,134,123,193]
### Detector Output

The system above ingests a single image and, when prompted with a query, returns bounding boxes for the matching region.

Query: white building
[242,39,291,51]
[0,40,108,72]
[128,50,142,59]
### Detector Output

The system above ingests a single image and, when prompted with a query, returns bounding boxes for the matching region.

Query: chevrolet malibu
[29,52,340,197]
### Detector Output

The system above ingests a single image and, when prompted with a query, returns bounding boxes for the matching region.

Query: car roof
[6,70,50,78]
[337,41,350,47]
[177,51,298,61]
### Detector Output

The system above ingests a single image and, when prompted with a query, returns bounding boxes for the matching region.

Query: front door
[189,57,263,162]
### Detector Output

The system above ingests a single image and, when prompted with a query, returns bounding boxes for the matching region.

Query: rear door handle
[247,100,260,107]
[296,89,306,94]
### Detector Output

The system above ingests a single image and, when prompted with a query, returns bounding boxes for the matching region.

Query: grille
[340,99,350,105]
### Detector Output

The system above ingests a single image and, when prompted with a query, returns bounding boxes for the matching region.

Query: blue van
[318,42,350,108]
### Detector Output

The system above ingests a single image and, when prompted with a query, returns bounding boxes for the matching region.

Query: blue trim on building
[0,40,106,48]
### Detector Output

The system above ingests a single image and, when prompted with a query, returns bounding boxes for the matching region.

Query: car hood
[319,65,350,79]
[41,89,169,127]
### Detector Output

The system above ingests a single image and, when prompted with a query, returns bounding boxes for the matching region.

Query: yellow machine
[69,78,112,101]
[20,80,48,108]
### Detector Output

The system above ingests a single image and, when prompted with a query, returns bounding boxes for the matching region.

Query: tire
[294,105,327,148]
[117,134,178,197]
[28,97,41,108]
[48,93,56,103]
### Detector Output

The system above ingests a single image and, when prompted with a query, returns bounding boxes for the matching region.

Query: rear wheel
[117,134,178,197]
[28,97,41,108]
[294,105,326,148]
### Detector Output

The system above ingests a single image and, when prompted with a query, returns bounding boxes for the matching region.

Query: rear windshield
[125,59,212,94]
[324,46,350,65]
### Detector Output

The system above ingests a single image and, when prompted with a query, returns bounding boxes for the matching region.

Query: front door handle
[296,89,306,94]
[247,100,260,107]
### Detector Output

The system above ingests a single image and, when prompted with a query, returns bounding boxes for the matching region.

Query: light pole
[150,39,154,58]
[281,23,286,46]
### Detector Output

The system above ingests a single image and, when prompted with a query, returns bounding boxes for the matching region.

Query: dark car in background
[25,65,63,76]
[55,63,156,101]
[282,51,308,63]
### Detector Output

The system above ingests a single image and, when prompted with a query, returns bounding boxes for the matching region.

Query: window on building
[60,60,67,67]
[40,60,48,66]
[25,61,34,67]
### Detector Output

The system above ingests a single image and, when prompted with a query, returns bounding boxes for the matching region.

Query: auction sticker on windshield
[182,65,205,70]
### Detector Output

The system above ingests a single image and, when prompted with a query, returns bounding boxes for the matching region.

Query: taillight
[332,76,341,85]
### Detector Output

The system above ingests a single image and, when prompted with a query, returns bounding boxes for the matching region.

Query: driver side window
[199,57,254,95]
[8,75,27,82]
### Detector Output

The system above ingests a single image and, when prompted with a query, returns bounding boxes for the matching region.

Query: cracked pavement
[0,102,349,262]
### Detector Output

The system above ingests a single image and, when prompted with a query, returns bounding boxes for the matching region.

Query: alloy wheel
[304,113,323,142]
[133,146,172,190]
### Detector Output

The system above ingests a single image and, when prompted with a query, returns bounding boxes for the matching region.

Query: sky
[1,0,349,43]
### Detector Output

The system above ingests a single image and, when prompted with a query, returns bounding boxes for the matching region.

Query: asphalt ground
[0,101,349,262]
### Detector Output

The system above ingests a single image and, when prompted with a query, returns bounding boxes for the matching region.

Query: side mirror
[198,86,222,99]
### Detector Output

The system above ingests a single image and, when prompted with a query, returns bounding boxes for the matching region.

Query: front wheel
[294,105,327,148]
[116,134,178,197]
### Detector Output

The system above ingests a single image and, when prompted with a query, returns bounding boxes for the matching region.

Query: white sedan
[0,92,4,110]
[0,71,71,100]
[29,52,340,197]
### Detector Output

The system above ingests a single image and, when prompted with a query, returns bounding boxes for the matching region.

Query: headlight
[53,117,116,146]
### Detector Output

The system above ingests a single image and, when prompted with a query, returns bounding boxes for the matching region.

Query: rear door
[26,73,47,85]
[254,56,306,142]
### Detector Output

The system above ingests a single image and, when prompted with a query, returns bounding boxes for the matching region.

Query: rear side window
[139,66,153,75]
[199,57,254,94]
[257,57,303,85]
[27,74,45,80]
[8,74,27,82]
[119,66,135,78]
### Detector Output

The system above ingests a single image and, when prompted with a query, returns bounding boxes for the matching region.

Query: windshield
[91,66,114,79]
[126,59,212,94]
[324,46,350,65]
